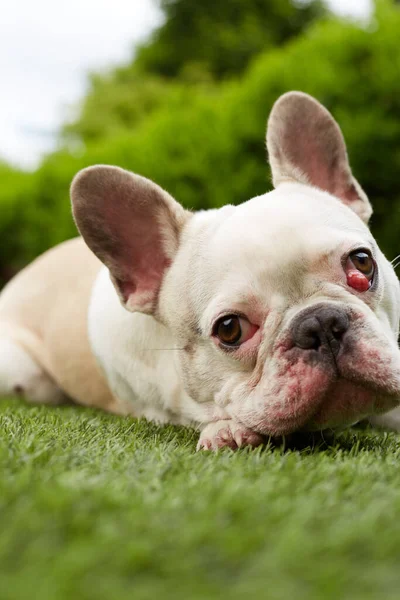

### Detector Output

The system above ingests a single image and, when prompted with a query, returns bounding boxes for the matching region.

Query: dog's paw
[197,420,264,451]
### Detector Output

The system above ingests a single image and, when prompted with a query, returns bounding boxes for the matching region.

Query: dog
[1,91,400,450]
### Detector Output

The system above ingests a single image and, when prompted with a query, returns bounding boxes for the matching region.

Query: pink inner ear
[267,93,372,223]
[104,201,174,313]
[117,255,172,313]
[281,123,350,201]
[72,166,185,315]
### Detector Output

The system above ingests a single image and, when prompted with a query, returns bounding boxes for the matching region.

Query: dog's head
[71,92,400,435]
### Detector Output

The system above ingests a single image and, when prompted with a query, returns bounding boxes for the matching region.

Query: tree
[136,0,326,80]
[63,0,326,145]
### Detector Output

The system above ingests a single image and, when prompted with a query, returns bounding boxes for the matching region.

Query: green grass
[1,399,400,600]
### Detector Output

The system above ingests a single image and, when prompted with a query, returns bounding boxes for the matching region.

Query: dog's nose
[292,305,349,357]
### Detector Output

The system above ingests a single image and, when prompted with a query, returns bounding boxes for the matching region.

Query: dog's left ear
[266,91,372,223]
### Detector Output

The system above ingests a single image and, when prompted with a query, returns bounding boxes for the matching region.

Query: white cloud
[0,0,372,169]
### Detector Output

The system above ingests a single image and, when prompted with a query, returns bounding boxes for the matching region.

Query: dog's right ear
[71,165,191,315]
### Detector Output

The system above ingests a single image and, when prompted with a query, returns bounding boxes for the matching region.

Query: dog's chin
[229,356,400,437]
[303,378,399,432]
[241,380,399,437]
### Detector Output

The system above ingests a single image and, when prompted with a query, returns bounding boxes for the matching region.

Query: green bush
[126,0,326,80]
[64,0,325,147]
[2,1,400,278]
[63,73,207,145]
[0,163,37,279]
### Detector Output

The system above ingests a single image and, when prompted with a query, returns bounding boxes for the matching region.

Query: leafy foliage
[0,163,36,281]
[64,0,325,146]
[63,73,200,145]
[135,0,326,80]
[2,0,400,279]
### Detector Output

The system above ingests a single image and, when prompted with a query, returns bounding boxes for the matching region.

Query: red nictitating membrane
[346,269,371,292]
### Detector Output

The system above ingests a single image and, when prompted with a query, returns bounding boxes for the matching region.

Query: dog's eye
[213,315,257,347]
[346,250,375,292]
[349,250,374,278]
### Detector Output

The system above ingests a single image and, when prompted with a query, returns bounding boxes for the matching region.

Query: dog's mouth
[301,377,396,431]
[234,369,400,437]
[228,327,400,437]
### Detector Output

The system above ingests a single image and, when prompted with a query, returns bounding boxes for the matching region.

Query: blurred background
[1,0,399,283]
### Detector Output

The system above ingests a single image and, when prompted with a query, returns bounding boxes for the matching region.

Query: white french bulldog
[1,91,400,450]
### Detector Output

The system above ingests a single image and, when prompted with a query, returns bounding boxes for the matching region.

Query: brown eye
[349,250,375,280]
[216,316,242,345]
[213,314,258,347]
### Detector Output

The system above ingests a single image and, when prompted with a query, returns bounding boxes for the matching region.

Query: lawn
[1,399,400,600]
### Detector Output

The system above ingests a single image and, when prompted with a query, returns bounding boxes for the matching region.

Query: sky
[0,0,372,170]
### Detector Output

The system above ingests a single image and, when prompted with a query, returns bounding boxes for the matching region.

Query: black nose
[292,305,349,357]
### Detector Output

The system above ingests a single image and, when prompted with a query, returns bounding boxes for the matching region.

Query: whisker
[391,254,400,270]
[391,254,400,265]
[141,348,185,351]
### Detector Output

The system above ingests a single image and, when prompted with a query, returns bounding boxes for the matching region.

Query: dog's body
[2,91,400,449]
[0,238,116,411]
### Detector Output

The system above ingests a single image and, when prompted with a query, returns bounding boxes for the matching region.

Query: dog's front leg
[197,420,264,451]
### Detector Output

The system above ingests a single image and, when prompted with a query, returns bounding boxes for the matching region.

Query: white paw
[197,420,264,451]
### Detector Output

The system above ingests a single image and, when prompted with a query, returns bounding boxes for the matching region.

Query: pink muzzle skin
[228,311,400,437]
